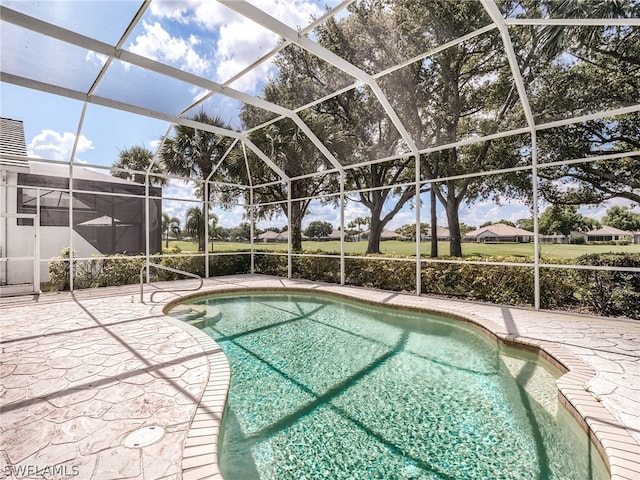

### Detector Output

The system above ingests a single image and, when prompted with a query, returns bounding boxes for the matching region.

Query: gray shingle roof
[0,117,28,157]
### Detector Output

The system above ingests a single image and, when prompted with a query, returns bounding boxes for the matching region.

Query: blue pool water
[169,291,608,480]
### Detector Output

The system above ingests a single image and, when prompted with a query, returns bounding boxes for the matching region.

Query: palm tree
[348,217,369,242]
[161,213,181,248]
[539,1,635,61]
[161,112,233,251]
[184,207,205,251]
[234,110,346,251]
[111,145,167,186]
[160,112,232,194]
[208,214,222,249]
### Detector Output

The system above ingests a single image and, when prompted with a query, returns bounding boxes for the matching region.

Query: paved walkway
[1,275,638,479]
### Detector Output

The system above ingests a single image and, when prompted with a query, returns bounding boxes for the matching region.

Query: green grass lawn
[167,239,639,260]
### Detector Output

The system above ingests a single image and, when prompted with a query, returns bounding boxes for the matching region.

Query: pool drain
[124,425,165,448]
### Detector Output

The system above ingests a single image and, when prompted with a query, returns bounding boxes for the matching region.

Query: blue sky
[1,0,636,232]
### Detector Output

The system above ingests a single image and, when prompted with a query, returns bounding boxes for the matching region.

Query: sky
[1,0,637,232]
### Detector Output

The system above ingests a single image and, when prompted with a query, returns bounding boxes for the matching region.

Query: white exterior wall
[39,228,101,282]
[1,170,101,285]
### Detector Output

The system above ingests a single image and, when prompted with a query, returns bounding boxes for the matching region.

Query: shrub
[345,256,416,292]
[46,247,639,319]
[293,253,341,283]
[254,253,288,277]
[48,247,73,291]
[421,257,536,306]
[154,255,205,280]
[210,253,251,276]
[539,261,578,310]
[572,253,640,319]
[48,248,145,290]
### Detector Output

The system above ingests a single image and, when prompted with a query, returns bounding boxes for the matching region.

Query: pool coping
[169,281,640,480]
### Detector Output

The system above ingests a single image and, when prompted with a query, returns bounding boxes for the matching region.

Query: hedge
[47,248,639,319]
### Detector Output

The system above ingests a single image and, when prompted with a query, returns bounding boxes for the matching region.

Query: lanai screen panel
[1,1,638,309]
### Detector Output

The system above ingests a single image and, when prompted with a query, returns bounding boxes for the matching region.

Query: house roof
[0,117,30,172]
[26,161,142,185]
[327,229,341,239]
[0,117,27,157]
[257,230,282,240]
[380,229,404,239]
[587,226,633,236]
[465,223,533,238]
[257,230,309,240]
[0,116,153,187]
[426,226,450,237]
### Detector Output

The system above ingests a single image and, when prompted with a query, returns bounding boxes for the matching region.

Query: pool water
[169,292,608,480]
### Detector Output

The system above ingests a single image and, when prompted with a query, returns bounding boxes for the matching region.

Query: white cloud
[149,0,202,23]
[86,51,108,68]
[128,21,210,75]
[583,198,640,220]
[212,18,279,89]
[190,86,211,104]
[147,0,324,91]
[27,130,93,161]
[214,205,247,228]
[459,198,530,228]
[303,202,340,228]
[163,180,198,201]
[387,210,417,230]
[257,212,288,230]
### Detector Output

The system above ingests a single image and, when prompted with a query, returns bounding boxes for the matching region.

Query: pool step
[168,304,222,328]
[167,304,206,322]
[189,307,222,329]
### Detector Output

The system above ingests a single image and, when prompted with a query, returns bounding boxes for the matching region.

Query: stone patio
[1,274,638,479]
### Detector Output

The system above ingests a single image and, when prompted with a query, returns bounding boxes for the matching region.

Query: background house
[256,230,308,242]
[366,229,406,241]
[585,226,633,243]
[464,224,534,243]
[421,226,451,242]
[1,117,161,294]
[312,229,342,241]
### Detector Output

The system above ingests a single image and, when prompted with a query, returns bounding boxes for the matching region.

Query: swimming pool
[168,291,608,480]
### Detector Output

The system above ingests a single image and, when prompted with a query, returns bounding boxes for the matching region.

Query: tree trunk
[367,217,384,254]
[366,197,384,253]
[199,205,206,252]
[445,184,463,257]
[290,196,303,252]
[430,186,438,258]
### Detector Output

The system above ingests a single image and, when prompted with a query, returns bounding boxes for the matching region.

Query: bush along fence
[48,248,639,320]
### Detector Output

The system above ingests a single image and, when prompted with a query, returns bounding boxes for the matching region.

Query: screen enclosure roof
[1,0,639,185]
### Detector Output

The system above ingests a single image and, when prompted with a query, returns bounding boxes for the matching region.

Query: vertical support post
[68,162,74,292]
[34,191,40,293]
[340,170,345,285]
[531,131,540,310]
[68,168,75,291]
[204,179,209,279]
[144,173,150,287]
[68,102,88,291]
[0,170,6,286]
[415,154,421,295]
[287,180,292,279]
[249,186,255,274]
